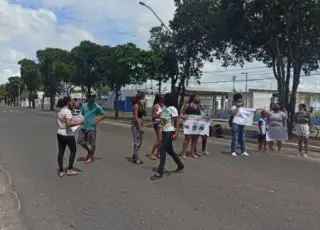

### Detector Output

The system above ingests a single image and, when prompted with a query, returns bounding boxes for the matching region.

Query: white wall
[252,92,272,109]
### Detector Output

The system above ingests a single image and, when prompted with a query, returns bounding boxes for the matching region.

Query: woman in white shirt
[57,97,83,177]
[151,93,184,180]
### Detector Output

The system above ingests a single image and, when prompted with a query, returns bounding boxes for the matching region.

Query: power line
[202,66,267,74]
[200,73,320,84]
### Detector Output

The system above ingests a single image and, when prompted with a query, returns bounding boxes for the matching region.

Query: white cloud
[0,0,95,83]
[1,0,319,92]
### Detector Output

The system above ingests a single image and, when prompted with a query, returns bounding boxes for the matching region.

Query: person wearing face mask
[78,92,107,164]
[295,103,311,157]
[180,94,202,159]
[56,97,84,177]
[131,92,146,164]
[230,94,250,157]
[266,102,288,152]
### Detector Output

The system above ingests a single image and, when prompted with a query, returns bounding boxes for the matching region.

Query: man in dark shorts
[78,92,107,164]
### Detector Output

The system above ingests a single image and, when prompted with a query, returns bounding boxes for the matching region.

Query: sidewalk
[103,118,320,153]
[19,107,320,153]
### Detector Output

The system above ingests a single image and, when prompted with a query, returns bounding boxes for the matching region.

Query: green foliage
[148,26,179,92]
[172,0,320,136]
[18,58,41,108]
[5,76,22,105]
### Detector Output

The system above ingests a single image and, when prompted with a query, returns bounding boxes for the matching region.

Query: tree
[0,84,8,104]
[106,43,149,119]
[171,1,211,108]
[18,59,41,109]
[148,26,179,93]
[37,48,71,111]
[5,76,22,106]
[71,41,106,93]
[172,0,320,137]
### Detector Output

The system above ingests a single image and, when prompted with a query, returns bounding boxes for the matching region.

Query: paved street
[1,105,320,230]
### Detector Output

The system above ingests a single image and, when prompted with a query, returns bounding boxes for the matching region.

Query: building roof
[186,87,233,93]
[249,88,320,95]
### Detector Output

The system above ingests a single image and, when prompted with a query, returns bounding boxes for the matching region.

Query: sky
[1,0,320,92]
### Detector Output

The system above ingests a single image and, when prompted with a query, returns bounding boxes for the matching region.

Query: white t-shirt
[57,107,74,136]
[159,106,179,132]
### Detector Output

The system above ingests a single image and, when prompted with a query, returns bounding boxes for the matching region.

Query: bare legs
[298,136,309,157]
[149,128,161,159]
[268,141,281,152]
[181,135,198,159]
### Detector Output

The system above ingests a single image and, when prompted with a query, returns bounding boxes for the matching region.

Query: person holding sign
[78,92,107,164]
[230,94,250,157]
[266,103,288,152]
[151,93,184,180]
[56,97,84,177]
[181,94,201,159]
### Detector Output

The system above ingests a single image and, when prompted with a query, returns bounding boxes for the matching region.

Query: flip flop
[66,170,79,176]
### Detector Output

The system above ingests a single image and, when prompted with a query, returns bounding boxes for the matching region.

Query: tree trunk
[158,80,162,94]
[114,89,120,120]
[287,65,301,139]
[50,95,55,111]
[41,95,44,110]
[87,85,91,95]
[171,75,178,92]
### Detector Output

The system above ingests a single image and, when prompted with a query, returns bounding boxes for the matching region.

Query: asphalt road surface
[1,105,320,230]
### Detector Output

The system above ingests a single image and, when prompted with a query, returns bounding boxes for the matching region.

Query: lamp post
[241,72,248,107]
[138,2,171,33]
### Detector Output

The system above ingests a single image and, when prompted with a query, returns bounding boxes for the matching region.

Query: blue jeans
[231,124,246,153]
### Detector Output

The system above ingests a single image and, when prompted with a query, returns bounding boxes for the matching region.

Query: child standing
[258,110,267,151]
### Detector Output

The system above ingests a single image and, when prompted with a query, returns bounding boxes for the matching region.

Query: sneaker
[202,151,210,156]
[231,152,238,157]
[303,154,308,158]
[242,152,250,157]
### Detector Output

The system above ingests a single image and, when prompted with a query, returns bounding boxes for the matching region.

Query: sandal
[67,170,79,176]
[150,155,158,160]
[150,173,163,180]
[85,158,94,164]
[133,159,144,165]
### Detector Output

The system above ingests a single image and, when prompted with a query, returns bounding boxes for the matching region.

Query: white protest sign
[71,114,84,132]
[183,115,212,135]
[232,108,256,126]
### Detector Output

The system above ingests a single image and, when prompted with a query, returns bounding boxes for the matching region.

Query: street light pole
[138,2,172,33]
[241,72,248,107]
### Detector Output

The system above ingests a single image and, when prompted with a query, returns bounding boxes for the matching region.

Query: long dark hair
[153,94,163,106]
[132,91,145,105]
[57,96,71,108]
[188,94,196,103]
[164,92,178,108]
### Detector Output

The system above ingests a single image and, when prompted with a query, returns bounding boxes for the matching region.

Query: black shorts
[258,134,266,142]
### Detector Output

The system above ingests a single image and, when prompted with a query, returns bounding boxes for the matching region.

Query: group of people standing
[56,93,106,177]
[230,93,312,158]
[256,102,312,157]
[55,90,313,179]
[130,92,211,180]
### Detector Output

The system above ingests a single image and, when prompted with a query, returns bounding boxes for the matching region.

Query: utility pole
[241,71,248,107]
[232,76,236,92]
[18,81,21,106]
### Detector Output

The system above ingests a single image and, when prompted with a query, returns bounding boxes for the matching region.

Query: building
[248,88,320,111]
